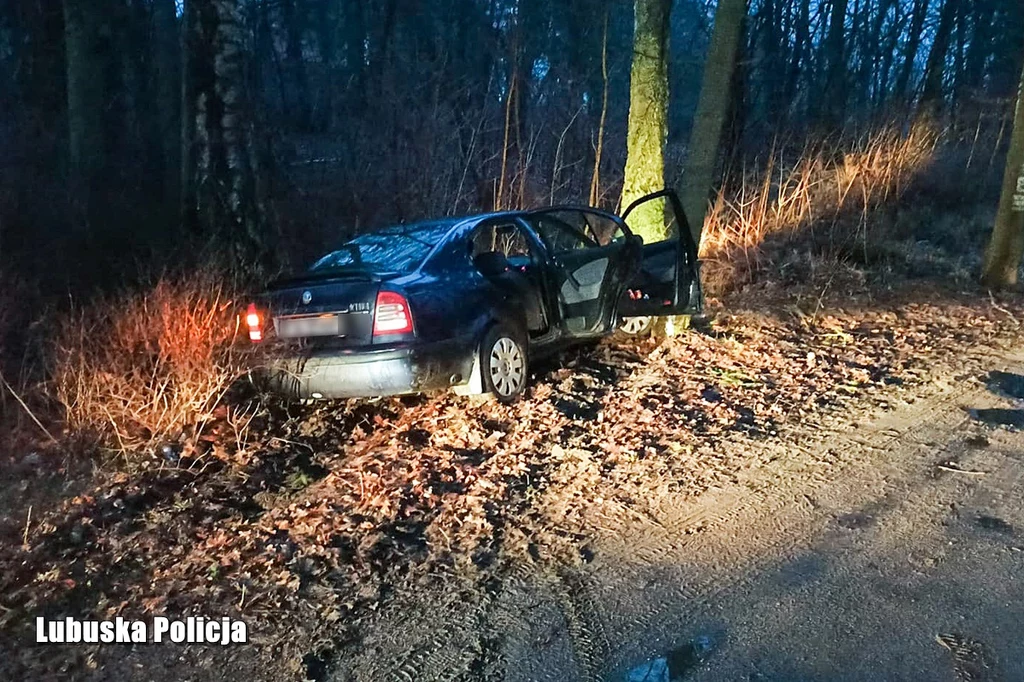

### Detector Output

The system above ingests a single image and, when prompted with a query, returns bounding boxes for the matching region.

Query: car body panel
[270,337,476,398]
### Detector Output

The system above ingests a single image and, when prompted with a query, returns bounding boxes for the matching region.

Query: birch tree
[182,0,267,257]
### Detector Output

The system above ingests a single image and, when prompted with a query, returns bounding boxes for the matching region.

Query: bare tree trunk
[981,58,1024,288]
[783,0,810,119]
[680,0,747,244]
[312,0,337,129]
[950,0,967,113]
[620,0,671,241]
[184,0,267,258]
[962,0,995,97]
[875,2,904,110]
[987,2,1024,99]
[864,0,894,109]
[154,0,181,214]
[63,0,111,231]
[895,0,930,103]
[920,0,959,112]
[751,0,781,126]
[821,0,849,125]
[282,0,311,130]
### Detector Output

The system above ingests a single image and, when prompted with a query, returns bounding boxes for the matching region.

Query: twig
[589,10,609,207]
[0,370,58,445]
[988,291,1020,328]
[937,464,987,476]
[22,505,32,548]
[268,436,314,453]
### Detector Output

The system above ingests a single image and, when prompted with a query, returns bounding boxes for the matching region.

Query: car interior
[526,211,627,334]
[620,195,688,311]
[470,221,549,335]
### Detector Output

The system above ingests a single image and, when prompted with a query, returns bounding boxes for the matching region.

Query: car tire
[481,324,528,403]
[618,316,654,337]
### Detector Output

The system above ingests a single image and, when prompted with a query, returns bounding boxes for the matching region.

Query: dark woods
[1,0,1023,288]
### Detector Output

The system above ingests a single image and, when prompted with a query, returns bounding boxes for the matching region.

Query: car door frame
[520,207,641,339]
[619,188,703,317]
[464,215,557,334]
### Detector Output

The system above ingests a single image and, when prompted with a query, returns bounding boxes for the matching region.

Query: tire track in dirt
[555,346,1024,680]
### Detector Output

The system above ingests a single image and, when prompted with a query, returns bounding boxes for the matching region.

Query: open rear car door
[617,189,703,317]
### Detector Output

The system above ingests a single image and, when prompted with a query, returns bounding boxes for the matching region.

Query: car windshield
[310,220,457,273]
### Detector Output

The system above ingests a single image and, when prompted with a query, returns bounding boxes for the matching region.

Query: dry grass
[699,121,942,293]
[51,267,250,456]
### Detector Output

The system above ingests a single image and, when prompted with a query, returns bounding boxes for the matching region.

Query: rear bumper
[265,339,475,399]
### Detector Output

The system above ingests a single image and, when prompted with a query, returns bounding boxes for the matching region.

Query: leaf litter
[1,283,1022,679]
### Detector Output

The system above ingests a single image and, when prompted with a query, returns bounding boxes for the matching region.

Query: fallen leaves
[1,283,1022,678]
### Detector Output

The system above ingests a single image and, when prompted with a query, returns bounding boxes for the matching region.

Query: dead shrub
[51,267,251,455]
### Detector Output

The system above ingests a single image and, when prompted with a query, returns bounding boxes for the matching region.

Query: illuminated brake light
[373,291,413,335]
[246,303,263,342]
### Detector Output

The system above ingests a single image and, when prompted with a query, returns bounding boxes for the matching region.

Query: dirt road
[585,352,1024,681]
[336,347,1024,682]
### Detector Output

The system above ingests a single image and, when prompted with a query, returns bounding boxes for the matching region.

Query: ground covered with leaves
[1,277,1022,680]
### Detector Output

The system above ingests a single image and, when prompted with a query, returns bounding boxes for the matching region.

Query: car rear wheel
[618,316,654,337]
[482,325,528,403]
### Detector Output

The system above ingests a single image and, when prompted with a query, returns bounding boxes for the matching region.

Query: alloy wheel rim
[620,316,652,335]
[489,337,524,397]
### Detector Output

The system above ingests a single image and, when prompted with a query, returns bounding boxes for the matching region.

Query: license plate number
[275,315,342,338]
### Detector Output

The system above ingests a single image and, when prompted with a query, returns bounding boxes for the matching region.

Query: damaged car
[246,190,702,403]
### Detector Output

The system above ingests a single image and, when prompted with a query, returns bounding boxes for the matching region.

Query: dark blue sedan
[247,190,702,402]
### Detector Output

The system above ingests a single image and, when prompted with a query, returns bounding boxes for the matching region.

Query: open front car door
[617,189,703,318]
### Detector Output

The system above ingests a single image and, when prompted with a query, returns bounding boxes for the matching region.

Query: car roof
[366,204,620,236]
[360,205,626,276]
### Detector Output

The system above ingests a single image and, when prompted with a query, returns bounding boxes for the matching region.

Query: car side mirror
[473,251,510,277]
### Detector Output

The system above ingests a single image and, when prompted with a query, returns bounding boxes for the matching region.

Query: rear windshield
[310,220,457,273]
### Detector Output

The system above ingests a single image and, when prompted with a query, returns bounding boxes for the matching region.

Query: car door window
[470,221,535,268]
[618,189,703,317]
[581,212,627,246]
[622,195,679,245]
[530,210,627,252]
[530,214,596,254]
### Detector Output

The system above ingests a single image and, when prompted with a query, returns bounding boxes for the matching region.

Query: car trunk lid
[263,270,392,346]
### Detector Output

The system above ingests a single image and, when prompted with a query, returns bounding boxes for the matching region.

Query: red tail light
[373,291,413,335]
[246,303,263,342]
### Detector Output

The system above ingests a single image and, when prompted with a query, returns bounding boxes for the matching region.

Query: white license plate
[275,315,341,338]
